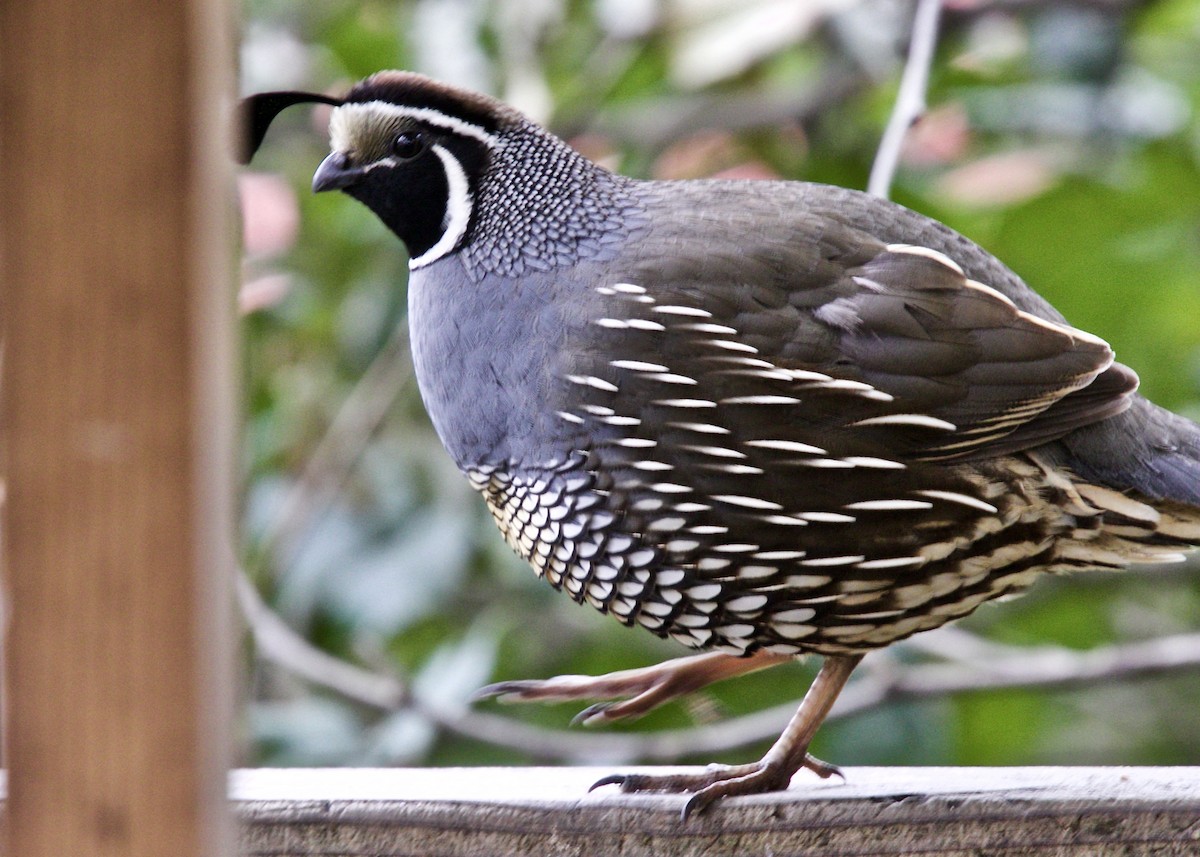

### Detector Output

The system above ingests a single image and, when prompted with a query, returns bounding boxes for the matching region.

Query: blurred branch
[868,0,944,198]
[945,0,1140,10]
[255,323,412,575]
[237,571,1200,763]
[576,64,866,153]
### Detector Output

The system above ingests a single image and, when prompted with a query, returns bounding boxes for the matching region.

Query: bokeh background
[238,0,1200,772]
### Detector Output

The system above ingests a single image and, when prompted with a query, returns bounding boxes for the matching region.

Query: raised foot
[473,651,791,725]
[590,754,844,821]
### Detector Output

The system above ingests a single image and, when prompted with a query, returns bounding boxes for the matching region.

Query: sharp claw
[470,681,514,702]
[680,790,710,822]
[589,774,627,793]
[803,755,843,781]
[570,702,613,726]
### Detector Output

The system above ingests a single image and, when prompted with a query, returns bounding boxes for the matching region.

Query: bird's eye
[391,131,426,160]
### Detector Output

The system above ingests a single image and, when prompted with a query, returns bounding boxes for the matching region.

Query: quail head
[241,71,1200,818]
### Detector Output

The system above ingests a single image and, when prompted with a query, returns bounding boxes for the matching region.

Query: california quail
[241,71,1200,817]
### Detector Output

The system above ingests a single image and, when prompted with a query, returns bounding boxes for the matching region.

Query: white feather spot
[851,414,957,432]
[616,437,657,448]
[754,550,806,560]
[785,574,833,588]
[654,399,717,408]
[726,594,768,612]
[646,373,698,385]
[801,555,866,567]
[745,439,827,455]
[652,305,712,317]
[647,516,687,531]
[627,319,666,331]
[736,565,778,579]
[843,456,906,470]
[885,243,965,275]
[687,583,724,600]
[708,340,759,354]
[856,556,926,570]
[682,445,745,459]
[844,499,934,511]
[721,395,801,405]
[798,511,856,524]
[917,490,999,514]
[711,495,783,511]
[669,422,730,434]
[611,359,668,372]
[681,322,738,335]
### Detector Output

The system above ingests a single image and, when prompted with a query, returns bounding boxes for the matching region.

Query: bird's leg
[473,650,793,724]
[591,654,864,820]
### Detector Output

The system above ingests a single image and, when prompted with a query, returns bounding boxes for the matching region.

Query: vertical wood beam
[0,0,235,855]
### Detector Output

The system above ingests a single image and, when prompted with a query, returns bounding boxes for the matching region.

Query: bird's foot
[591,754,842,821]
[473,650,790,725]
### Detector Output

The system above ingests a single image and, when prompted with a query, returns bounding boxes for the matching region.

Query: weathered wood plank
[234,767,1200,856]
[0,0,235,853]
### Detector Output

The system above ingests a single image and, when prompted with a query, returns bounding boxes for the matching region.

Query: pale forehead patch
[328,100,499,152]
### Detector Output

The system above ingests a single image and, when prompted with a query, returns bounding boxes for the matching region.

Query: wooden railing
[233,766,1200,855]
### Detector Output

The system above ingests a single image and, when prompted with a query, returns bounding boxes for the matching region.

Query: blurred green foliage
[239,0,1200,771]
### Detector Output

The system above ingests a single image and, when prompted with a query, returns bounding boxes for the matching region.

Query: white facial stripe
[409,144,473,269]
[329,100,499,150]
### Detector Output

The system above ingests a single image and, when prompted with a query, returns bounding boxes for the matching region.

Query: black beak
[312,151,365,193]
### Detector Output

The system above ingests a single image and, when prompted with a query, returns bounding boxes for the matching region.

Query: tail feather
[1055,397,1200,508]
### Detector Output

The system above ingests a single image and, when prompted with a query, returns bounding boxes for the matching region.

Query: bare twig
[868,0,944,198]
[254,324,412,573]
[236,571,406,710]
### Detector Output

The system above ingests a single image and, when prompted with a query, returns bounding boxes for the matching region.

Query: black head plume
[237,90,344,164]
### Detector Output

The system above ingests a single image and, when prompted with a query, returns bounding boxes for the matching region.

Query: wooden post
[0,0,235,855]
